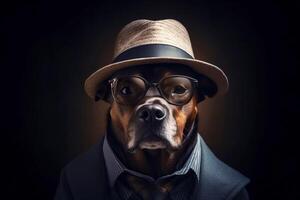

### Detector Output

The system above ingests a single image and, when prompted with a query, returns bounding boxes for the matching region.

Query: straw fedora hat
[84,19,229,100]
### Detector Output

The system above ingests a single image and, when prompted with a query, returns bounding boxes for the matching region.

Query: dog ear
[196,75,218,103]
[95,81,113,103]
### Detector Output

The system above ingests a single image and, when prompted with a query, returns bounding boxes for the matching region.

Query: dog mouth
[127,122,179,153]
[127,128,177,153]
[138,135,168,150]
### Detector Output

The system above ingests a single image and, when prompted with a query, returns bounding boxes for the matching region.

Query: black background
[2,0,299,199]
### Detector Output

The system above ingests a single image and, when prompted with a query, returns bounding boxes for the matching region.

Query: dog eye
[120,86,132,95]
[172,85,187,94]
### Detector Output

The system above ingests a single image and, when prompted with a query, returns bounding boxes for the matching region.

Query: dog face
[100,63,215,153]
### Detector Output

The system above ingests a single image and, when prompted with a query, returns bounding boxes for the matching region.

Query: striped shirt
[103,133,202,200]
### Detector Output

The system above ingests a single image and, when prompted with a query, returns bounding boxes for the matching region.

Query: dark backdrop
[2,0,299,199]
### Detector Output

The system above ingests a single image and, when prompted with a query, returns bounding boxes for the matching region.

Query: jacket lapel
[64,137,110,200]
[195,136,250,200]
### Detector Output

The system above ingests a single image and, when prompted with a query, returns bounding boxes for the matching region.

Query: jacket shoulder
[198,136,250,200]
[60,136,109,199]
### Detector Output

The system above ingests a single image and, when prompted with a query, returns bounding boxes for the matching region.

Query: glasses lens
[160,77,194,105]
[113,76,146,104]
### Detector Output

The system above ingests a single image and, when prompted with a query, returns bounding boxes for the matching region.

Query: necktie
[122,173,173,200]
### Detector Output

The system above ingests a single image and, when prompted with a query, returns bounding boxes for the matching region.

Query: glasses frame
[108,75,198,106]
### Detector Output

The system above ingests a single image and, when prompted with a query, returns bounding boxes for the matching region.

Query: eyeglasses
[108,75,198,106]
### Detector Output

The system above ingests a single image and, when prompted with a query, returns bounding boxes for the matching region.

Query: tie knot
[139,182,169,200]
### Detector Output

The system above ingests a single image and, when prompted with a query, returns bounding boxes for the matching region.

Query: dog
[54,19,250,200]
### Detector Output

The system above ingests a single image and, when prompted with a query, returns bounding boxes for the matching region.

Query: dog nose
[138,104,167,122]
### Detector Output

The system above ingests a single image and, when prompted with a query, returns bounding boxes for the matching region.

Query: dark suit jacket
[54,135,250,200]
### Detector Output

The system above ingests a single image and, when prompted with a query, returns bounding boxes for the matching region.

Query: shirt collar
[103,133,202,188]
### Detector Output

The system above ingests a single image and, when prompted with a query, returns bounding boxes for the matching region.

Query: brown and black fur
[96,63,217,198]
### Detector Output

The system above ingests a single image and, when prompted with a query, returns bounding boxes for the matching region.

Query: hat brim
[84,57,229,100]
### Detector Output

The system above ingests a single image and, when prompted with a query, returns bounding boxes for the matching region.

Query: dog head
[96,63,217,153]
